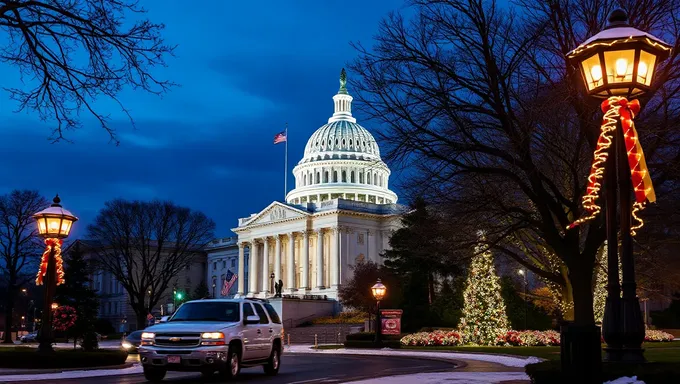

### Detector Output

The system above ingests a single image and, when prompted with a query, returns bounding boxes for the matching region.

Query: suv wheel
[221,347,241,379]
[143,367,167,382]
[263,345,281,376]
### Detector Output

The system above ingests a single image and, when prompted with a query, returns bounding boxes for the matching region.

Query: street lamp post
[518,269,528,330]
[567,9,671,364]
[33,195,77,353]
[371,279,386,345]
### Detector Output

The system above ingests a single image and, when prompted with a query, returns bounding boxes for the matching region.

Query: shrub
[81,330,99,351]
[94,319,115,335]
[0,348,128,369]
[344,340,401,349]
[400,330,463,346]
[526,361,680,384]
[312,311,367,325]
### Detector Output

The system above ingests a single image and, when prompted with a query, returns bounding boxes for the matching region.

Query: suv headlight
[201,332,225,346]
[141,332,155,346]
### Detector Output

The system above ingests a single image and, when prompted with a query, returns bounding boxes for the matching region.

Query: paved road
[7,354,456,384]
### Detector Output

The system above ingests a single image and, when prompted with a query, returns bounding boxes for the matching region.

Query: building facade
[230,71,404,301]
[205,237,250,298]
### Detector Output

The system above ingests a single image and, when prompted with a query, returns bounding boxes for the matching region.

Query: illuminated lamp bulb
[590,65,603,82]
[638,61,648,77]
[615,58,628,76]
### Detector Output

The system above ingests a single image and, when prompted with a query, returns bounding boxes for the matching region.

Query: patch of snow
[347,372,529,383]
[0,364,142,381]
[286,345,542,367]
[604,377,645,384]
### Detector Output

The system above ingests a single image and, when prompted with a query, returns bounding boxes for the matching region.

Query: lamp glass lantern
[371,279,386,301]
[33,195,78,239]
[567,10,671,99]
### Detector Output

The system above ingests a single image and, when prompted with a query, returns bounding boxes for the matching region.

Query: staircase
[284,323,363,345]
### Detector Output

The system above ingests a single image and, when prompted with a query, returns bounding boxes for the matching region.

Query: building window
[333,171,338,182]
[358,233,365,245]
[223,260,226,269]
[324,171,329,183]
[231,259,236,268]
[213,262,217,270]
[342,171,347,182]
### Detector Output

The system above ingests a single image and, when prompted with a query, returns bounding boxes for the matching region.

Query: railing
[284,313,317,329]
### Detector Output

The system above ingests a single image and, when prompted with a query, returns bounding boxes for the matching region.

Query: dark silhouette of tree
[86,199,215,328]
[55,242,99,349]
[0,190,48,343]
[338,261,400,316]
[383,197,463,305]
[349,0,680,328]
[190,280,211,300]
[0,0,175,143]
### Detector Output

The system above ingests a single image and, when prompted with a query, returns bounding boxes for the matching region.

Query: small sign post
[380,309,403,335]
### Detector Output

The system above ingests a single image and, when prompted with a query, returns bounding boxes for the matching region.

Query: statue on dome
[339,68,348,94]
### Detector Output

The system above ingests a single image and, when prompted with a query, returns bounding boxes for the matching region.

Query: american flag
[222,270,237,296]
[273,130,287,144]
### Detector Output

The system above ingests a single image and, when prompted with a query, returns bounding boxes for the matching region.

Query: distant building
[70,240,207,332]
[205,237,250,298]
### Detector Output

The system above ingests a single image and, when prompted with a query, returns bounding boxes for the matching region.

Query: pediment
[241,202,308,227]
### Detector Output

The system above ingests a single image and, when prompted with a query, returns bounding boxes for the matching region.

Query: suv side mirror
[159,316,169,323]
[245,315,260,325]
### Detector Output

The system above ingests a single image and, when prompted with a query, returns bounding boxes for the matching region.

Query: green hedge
[346,332,404,341]
[0,348,128,369]
[526,361,680,384]
[344,340,401,349]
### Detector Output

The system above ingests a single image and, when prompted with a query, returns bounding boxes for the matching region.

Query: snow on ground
[0,364,142,381]
[286,345,542,367]
[347,372,529,383]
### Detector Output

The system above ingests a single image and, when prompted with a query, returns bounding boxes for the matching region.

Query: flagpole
[284,123,288,202]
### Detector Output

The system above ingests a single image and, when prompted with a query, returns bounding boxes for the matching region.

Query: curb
[0,362,133,376]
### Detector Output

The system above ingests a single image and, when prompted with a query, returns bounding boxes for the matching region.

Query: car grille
[154,333,201,347]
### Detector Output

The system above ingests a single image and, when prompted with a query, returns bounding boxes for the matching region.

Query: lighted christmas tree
[593,241,622,324]
[458,231,509,345]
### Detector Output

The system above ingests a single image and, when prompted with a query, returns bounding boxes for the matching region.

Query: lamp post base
[560,323,601,383]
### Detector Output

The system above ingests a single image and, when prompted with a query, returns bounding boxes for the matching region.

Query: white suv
[139,298,283,382]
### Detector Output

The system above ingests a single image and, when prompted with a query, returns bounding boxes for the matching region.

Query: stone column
[316,228,324,289]
[261,237,270,294]
[301,231,310,290]
[237,242,246,295]
[330,227,339,287]
[274,235,282,282]
[286,233,296,291]
[248,240,259,295]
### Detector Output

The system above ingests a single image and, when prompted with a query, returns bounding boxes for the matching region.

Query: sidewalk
[286,344,536,384]
[0,340,122,350]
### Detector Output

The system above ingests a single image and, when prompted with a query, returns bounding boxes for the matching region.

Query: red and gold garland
[568,97,656,235]
[35,238,65,286]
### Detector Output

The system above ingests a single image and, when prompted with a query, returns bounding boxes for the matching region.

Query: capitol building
[206,71,404,318]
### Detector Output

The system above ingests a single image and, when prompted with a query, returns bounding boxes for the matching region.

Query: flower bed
[400,330,463,346]
[401,329,675,347]
[644,330,675,342]
[496,330,561,346]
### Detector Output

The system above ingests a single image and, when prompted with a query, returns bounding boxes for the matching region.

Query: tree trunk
[428,272,435,305]
[562,267,575,321]
[136,309,147,330]
[570,264,596,326]
[2,293,14,343]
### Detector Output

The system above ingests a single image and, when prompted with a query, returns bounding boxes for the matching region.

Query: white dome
[286,69,397,206]
[300,120,381,164]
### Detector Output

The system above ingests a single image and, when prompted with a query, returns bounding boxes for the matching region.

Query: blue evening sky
[0,1,411,238]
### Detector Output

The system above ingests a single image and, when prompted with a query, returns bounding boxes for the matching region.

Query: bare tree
[86,199,215,328]
[350,0,680,327]
[0,190,48,343]
[0,0,175,143]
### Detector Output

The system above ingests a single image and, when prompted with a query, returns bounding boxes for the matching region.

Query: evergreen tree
[383,197,463,330]
[55,242,99,349]
[191,280,211,300]
[458,231,509,344]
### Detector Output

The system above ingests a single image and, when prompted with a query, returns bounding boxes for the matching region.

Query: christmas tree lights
[458,231,509,345]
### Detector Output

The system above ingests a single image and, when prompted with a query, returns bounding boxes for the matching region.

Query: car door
[241,303,260,361]
[252,303,272,358]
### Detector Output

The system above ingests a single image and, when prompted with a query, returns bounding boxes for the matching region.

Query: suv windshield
[169,302,240,322]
